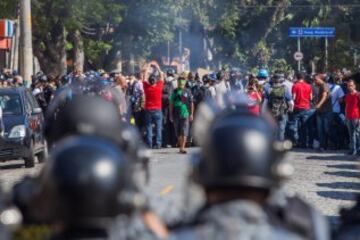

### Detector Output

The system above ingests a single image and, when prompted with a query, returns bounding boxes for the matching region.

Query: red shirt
[292,81,312,110]
[143,80,164,110]
[248,91,262,116]
[345,92,360,120]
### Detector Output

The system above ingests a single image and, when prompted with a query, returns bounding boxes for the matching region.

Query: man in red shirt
[290,72,314,148]
[143,62,164,149]
[344,80,360,155]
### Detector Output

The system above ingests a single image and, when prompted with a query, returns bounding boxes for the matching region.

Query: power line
[238,4,360,9]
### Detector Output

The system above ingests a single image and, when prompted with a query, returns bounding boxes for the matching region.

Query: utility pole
[20,0,33,85]
[178,29,183,72]
[297,37,301,72]
[325,37,328,72]
[167,40,171,65]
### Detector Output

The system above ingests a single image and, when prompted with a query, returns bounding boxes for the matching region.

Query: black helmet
[167,69,175,77]
[45,94,151,184]
[45,95,124,146]
[191,94,292,190]
[41,136,145,224]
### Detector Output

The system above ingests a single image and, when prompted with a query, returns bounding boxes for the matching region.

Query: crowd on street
[3,63,360,155]
[0,63,360,239]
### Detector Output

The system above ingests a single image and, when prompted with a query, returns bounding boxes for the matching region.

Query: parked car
[0,87,48,168]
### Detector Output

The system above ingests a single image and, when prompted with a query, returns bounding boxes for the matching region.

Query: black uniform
[170,97,307,239]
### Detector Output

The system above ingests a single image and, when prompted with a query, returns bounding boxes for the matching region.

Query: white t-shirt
[208,86,217,99]
[328,83,345,113]
[215,81,229,107]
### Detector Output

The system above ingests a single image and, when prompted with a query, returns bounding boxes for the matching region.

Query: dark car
[0,87,48,168]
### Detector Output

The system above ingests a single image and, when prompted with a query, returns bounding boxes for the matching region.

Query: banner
[0,20,14,38]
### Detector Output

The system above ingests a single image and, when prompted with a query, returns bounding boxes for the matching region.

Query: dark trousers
[289,109,315,147]
[134,110,146,142]
[346,119,360,153]
[328,113,348,149]
[316,111,333,149]
[276,115,288,141]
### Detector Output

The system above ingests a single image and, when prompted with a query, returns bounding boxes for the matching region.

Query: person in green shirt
[169,76,194,154]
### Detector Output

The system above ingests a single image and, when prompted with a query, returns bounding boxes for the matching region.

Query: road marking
[160,185,174,196]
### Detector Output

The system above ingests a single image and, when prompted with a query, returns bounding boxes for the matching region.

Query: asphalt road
[1,148,359,220]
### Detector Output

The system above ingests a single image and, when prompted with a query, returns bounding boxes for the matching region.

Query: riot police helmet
[42,136,145,224]
[45,95,124,146]
[192,93,292,191]
[167,69,175,77]
[45,94,150,184]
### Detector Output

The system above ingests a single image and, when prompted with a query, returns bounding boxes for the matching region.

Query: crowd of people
[0,76,360,239]
[0,65,360,239]
[2,64,360,155]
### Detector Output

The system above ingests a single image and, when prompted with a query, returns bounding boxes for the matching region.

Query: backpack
[269,85,287,119]
[192,85,205,105]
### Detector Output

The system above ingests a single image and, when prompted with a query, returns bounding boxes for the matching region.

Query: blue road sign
[289,27,336,38]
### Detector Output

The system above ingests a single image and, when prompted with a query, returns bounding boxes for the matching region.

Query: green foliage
[85,39,112,66]
[270,58,293,74]
[2,0,360,72]
[0,1,17,19]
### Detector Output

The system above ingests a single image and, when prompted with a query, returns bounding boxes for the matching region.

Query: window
[25,91,40,111]
[0,94,23,115]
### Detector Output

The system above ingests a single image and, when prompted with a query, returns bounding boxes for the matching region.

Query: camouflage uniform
[266,186,330,240]
[108,213,165,240]
[170,200,303,240]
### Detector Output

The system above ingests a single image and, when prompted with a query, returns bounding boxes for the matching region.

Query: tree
[31,0,124,75]
[0,1,17,19]
[4,0,360,73]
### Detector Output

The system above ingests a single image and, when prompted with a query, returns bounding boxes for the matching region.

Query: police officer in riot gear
[45,94,151,183]
[13,136,168,240]
[45,94,125,146]
[169,95,303,239]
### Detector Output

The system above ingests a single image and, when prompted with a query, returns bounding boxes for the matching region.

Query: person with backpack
[266,74,293,141]
[344,79,360,155]
[169,76,194,154]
